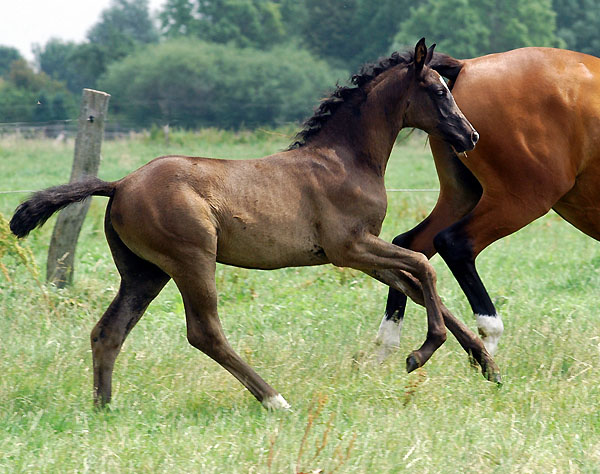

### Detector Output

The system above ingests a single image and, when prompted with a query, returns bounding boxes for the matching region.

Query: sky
[0,0,166,61]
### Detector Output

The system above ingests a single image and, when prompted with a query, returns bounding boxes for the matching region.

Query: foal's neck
[314,67,411,176]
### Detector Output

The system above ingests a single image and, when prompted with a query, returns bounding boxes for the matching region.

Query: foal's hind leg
[172,254,289,410]
[92,212,170,407]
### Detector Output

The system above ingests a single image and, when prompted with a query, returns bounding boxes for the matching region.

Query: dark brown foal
[11,40,495,411]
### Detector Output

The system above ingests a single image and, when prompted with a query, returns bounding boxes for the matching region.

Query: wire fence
[0,119,146,140]
[0,120,439,196]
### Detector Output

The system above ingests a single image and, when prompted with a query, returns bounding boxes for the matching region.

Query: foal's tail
[10,176,117,238]
[429,52,465,86]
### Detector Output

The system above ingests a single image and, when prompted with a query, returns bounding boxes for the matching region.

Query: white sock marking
[375,313,403,362]
[476,313,504,356]
[262,394,290,411]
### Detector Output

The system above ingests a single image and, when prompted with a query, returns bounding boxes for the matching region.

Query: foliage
[0,60,76,123]
[300,0,409,69]
[0,212,39,282]
[554,0,600,57]
[98,39,345,129]
[0,45,22,77]
[88,0,158,47]
[34,0,158,95]
[160,0,285,49]
[394,0,561,58]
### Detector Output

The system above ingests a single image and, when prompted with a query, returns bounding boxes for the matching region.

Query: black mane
[288,49,415,150]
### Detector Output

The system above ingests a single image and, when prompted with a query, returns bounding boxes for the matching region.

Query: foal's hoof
[480,360,502,386]
[406,352,422,373]
[486,369,502,386]
[262,394,291,411]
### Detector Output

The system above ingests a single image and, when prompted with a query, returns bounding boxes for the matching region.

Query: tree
[394,0,560,59]
[299,0,411,69]
[482,0,562,53]
[0,59,76,123]
[88,0,158,48]
[159,0,198,36]
[35,0,159,94]
[159,0,285,49]
[300,0,361,68]
[554,0,600,56]
[98,39,345,129]
[0,46,22,77]
[35,39,107,93]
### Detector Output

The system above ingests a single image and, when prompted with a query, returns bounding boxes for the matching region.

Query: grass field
[1,130,599,473]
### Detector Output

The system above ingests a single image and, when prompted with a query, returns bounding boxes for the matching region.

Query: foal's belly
[215,228,329,270]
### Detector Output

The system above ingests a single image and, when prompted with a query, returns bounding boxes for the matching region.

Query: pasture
[1,130,599,472]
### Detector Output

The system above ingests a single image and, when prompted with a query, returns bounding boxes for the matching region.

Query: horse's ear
[414,38,427,74]
[426,43,436,65]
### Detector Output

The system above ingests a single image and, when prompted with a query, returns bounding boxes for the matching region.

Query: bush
[98,39,346,129]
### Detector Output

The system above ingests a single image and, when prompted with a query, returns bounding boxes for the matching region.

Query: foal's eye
[435,89,445,97]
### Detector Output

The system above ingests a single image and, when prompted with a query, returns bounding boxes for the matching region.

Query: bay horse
[378,46,600,360]
[10,40,493,411]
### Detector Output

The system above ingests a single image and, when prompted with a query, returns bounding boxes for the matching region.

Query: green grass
[1,130,600,472]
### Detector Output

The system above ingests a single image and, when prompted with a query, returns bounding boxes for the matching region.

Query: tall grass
[1,130,599,472]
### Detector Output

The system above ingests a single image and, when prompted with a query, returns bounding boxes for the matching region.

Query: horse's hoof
[406,352,421,373]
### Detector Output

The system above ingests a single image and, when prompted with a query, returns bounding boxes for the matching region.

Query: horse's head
[403,39,478,153]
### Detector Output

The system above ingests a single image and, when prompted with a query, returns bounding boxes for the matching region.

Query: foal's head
[402,39,478,153]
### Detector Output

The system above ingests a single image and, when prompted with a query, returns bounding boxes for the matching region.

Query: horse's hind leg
[172,253,289,410]
[380,138,481,362]
[92,211,170,407]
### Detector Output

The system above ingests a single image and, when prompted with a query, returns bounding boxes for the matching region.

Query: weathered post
[46,89,110,287]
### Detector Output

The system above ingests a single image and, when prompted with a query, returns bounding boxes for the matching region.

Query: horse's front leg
[330,234,447,371]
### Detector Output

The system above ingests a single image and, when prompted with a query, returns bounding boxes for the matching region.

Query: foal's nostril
[472,130,480,144]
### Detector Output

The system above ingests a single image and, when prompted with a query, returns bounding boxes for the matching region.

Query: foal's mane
[288,50,415,150]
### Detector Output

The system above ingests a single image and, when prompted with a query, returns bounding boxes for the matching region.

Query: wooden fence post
[46,89,110,288]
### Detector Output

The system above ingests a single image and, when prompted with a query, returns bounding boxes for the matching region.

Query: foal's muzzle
[446,119,479,153]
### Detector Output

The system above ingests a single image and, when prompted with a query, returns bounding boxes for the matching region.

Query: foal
[11,40,494,410]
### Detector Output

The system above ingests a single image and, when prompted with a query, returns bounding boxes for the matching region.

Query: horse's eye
[435,89,445,97]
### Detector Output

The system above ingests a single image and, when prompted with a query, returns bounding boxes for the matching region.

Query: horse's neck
[316,73,408,176]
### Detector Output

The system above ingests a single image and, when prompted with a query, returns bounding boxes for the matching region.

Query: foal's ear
[414,38,427,74]
[425,43,436,65]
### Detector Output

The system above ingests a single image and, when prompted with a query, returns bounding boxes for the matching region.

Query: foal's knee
[410,252,436,284]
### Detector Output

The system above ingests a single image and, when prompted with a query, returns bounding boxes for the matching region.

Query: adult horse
[11,40,492,411]
[378,46,600,360]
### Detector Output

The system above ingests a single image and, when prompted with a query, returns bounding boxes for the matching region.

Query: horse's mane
[288,50,416,150]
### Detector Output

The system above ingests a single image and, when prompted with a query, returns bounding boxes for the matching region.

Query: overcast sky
[0,0,166,61]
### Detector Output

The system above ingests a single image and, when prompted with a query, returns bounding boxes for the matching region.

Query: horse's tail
[10,176,117,238]
[429,52,464,87]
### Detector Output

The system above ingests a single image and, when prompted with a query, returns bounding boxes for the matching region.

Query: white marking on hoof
[375,313,403,363]
[476,313,504,356]
[262,394,291,411]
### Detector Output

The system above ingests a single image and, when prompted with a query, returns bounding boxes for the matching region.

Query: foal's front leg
[334,234,447,371]
[367,268,501,383]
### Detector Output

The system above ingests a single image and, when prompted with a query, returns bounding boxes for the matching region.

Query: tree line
[0,0,597,129]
